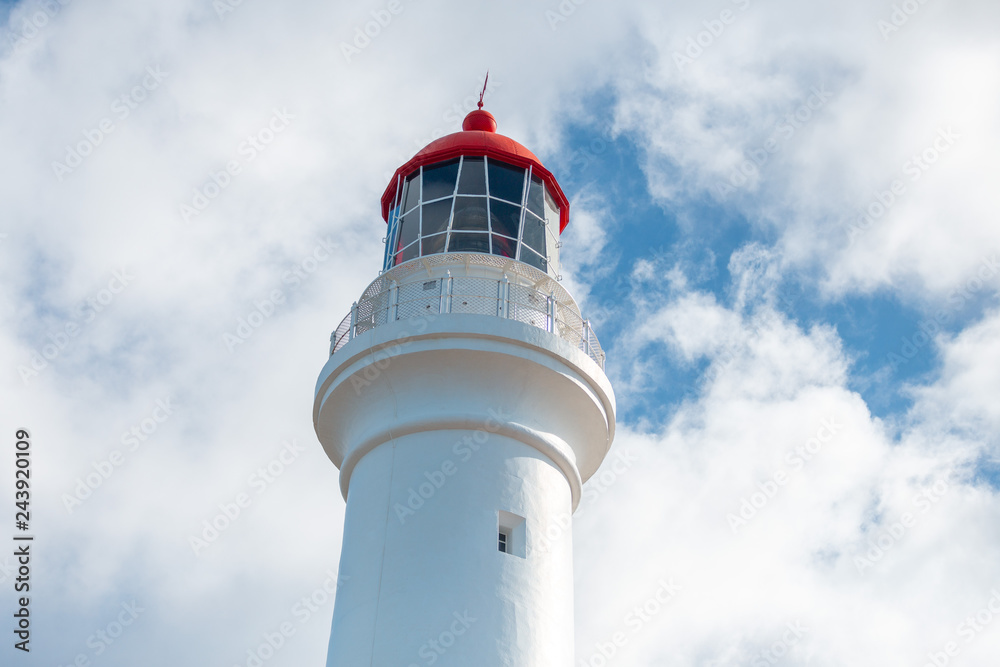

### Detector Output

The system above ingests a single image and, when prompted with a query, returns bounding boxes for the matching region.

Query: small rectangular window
[498,510,526,558]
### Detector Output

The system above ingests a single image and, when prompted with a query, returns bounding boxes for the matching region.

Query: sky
[1,0,999,665]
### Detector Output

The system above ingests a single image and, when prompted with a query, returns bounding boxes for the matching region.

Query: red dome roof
[462,108,498,132]
[380,111,570,233]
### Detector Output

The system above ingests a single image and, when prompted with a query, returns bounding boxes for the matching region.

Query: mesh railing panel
[397,279,439,302]
[353,291,388,333]
[369,253,569,306]
[509,302,548,330]
[451,277,501,316]
[508,283,545,308]
[586,328,606,363]
[331,271,605,368]
[452,277,500,300]
[451,295,499,316]
[508,284,549,330]
[395,280,441,320]
[396,297,440,320]
[331,312,353,353]
[555,302,585,348]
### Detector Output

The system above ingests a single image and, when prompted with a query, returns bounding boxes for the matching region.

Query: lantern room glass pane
[387,207,400,243]
[393,176,403,210]
[397,240,419,264]
[520,248,547,273]
[452,197,489,232]
[397,179,408,212]
[422,159,460,201]
[398,211,418,251]
[402,173,420,214]
[384,206,400,269]
[490,199,521,239]
[422,232,447,256]
[491,234,516,258]
[487,160,526,204]
[522,213,546,255]
[421,199,452,236]
[457,157,486,195]
[526,175,544,217]
[543,187,560,233]
[448,232,490,254]
[386,158,561,275]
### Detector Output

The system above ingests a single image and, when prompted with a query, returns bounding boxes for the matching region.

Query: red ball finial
[462,108,497,133]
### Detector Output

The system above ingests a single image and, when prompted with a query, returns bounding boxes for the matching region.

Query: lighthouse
[313,101,616,666]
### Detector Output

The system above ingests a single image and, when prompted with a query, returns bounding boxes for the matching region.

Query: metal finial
[478,71,489,110]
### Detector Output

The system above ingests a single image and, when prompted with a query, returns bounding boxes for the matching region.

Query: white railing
[330,274,606,369]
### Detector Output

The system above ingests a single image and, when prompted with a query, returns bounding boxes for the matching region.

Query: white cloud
[1,0,998,665]
[613,0,1000,302]
[576,255,999,666]
[909,308,1000,449]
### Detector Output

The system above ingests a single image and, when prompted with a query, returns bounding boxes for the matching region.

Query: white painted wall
[314,261,615,666]
[328,431,574,666]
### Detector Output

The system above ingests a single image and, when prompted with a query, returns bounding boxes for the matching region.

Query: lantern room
[380,108,571,278]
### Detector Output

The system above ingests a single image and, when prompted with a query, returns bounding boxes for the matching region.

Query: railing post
[388,281,398,322]
[499,275,509,318]
[583,319,592,357]
[349,301,358,337]
[442,271,453,314]
[547,293,556,333]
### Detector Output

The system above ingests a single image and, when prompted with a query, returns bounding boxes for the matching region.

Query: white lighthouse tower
[313,102,616,666]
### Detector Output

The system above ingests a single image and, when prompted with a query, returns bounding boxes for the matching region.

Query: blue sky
[1,0,999,666]
[558,86,987,429]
